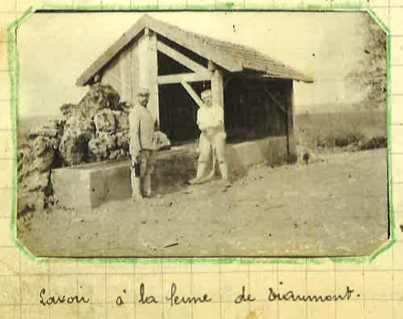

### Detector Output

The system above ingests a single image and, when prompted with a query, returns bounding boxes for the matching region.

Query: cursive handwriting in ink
[116,290,126,306]
[235,286,256,304]
[164,243,179,248]
[166,283,212,307]
[40,288,89,306]
[267,285,355,302]
[139,283,159,304]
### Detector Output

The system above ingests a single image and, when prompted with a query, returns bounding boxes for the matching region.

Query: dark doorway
[157,48,210,144]
[224,76,289,143]
[158,82,209,144]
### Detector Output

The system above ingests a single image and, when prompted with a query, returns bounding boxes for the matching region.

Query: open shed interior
[158,74,291,145]
[157,48,211,143]
[159,83,200,143]
[224,77,290,142]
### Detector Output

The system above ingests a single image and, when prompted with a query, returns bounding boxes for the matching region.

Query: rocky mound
[18,83,170,218]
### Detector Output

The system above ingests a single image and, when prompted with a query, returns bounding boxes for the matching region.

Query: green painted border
[7,3,394,267]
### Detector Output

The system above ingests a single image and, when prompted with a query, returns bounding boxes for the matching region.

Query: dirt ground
[18,148,389,258]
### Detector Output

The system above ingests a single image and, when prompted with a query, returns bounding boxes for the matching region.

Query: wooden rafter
[181,81,205,109]
[157,40,209,73]
[158,72,211,85]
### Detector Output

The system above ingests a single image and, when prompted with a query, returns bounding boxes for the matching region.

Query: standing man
[189,89,231,187]
[129,88,156,201]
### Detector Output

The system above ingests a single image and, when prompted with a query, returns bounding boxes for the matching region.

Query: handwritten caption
[39,282,357,306]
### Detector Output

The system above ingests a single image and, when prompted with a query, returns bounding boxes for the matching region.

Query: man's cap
[201,90,212,99]
[137,88,150,96]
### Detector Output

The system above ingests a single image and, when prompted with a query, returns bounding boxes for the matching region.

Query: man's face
[202,94,213,107]
[138,94,149,107]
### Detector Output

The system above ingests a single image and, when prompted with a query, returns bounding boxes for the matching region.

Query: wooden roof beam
[157,40,209,73]
[158,72,211,85]
[181,81,205,109]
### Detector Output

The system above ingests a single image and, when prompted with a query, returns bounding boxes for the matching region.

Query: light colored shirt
[129,105,155,156]
[197,105,224,131]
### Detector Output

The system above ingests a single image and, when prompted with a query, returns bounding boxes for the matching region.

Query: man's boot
[219,162,231,188]
[131,171,143,201]
[189,163,208,185]
[143,174,152,198]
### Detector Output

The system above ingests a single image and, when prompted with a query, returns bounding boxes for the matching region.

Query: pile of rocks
[59,83,131,165]
[18,83,170,217]
[18,119,64,216]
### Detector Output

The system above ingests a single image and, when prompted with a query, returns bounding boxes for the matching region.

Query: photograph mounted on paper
[15,11,390,257]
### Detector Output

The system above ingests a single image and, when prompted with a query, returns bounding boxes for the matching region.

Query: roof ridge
[144,15,310,78]
[146,15,273,58]
[76,14,313,86]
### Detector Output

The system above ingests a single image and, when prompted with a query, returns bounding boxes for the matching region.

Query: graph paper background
[1,0,403,318]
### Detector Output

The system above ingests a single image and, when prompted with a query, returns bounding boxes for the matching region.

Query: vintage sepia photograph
[16,11,389,258]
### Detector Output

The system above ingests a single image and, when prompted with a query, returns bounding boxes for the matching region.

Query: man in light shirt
[189,89,231,187]
[129,88,156,201]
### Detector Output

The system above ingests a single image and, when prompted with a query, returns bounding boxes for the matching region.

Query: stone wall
[51,136,288,210]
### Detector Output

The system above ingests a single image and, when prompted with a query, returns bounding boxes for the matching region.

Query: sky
[17,11,377,119]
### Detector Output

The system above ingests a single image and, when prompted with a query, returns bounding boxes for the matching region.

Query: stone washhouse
[52,14,313,209]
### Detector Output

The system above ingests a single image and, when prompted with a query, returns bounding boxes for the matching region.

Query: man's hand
[131,154,140,166]
[198,122,213,132]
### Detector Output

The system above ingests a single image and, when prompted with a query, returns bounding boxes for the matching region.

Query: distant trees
[346,13,387,109]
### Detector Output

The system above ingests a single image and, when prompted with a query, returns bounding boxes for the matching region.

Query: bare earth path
[19,149,389,258]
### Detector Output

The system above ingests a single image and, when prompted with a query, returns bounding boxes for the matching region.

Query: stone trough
[51,136,288,210]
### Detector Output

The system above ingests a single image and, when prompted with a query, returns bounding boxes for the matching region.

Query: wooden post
[208,61,224,108]
[286,80,297,163]
[137,29,160,122]
[130,43,138,104]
